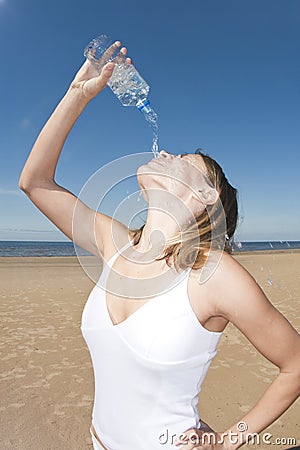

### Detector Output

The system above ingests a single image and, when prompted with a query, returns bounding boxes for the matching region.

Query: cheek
[169,182,190,197]
[190,197,206,217]
[168,171,194,197]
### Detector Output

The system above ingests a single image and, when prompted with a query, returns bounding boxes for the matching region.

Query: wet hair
[130,149,238,270]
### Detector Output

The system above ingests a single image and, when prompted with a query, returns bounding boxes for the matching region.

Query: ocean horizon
[0,240,300,257]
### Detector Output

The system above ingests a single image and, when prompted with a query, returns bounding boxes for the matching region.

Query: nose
[159,150,171,158]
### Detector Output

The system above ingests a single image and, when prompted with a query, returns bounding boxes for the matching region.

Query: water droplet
[267,270,273,286]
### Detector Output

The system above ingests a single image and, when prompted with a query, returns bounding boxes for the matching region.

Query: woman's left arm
[215,253,300,449]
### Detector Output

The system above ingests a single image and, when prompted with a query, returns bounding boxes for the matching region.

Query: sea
[0,240,300,257]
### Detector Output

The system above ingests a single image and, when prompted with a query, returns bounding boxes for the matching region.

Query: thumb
[95,62,115,90]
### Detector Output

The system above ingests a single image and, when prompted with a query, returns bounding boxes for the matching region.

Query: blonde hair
[130,149,238,270]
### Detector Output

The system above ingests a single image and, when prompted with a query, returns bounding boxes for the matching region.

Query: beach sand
[1,252,299,449]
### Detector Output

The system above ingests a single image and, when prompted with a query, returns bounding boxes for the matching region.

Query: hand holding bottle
[83,34,159,157]
[70,41,130,100]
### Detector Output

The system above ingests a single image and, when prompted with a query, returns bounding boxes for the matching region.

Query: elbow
[280,357,300,389]
[19,181,27,194]
[19,175,55,195]
[19,166,31,193]
[19,176,40,196]
[19,175,33,195]
[19,178,29,194]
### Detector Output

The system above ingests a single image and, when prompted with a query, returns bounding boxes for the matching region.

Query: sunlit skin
[135,150,219,255]
[19,41,300,450]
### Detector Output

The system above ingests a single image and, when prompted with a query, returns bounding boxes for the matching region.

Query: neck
[134,208,180,257]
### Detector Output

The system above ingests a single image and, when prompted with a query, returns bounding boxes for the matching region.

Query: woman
[19,41,300,450]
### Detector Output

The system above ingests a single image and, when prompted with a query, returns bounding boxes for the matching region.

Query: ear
[199,188,219,205]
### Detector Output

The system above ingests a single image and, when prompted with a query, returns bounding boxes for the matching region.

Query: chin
[136,164,150,182]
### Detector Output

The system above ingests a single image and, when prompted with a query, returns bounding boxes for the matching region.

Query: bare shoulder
[208,250,258,287]
[187,251,246,332]
[190,252,300,370]
[189,250,256,299]
[196,250,267,313]
[188,251,265,329]
[205,252,300,370]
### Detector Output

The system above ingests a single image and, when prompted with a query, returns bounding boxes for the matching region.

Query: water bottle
[84,34,158,156]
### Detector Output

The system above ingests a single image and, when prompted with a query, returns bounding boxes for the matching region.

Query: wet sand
[1,252,299,449]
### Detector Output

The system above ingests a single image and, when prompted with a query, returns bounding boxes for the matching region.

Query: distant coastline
[0,240,300,257]
[0,241,91,257]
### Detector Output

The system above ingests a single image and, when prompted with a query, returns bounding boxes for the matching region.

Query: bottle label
[137,99,150,111]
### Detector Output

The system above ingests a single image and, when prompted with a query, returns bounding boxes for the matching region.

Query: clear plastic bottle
[84,35,159,157]
[107,62,150,108]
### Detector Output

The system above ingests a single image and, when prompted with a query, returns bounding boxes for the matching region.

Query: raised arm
[19,42,129,256]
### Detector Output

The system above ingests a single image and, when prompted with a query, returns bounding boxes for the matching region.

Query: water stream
[139,104,159,158]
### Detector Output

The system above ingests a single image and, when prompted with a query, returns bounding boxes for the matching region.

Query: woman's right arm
[19,44,128,256]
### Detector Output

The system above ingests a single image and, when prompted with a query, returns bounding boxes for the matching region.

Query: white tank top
[81,243,222,450]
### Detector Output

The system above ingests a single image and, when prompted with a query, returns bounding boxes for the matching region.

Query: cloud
[0,188,23,197]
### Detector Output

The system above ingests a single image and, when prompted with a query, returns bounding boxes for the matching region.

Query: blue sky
[0,0,299,241]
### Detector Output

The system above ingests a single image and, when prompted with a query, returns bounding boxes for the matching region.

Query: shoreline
[0,247,300,261]
[233,248,300,255]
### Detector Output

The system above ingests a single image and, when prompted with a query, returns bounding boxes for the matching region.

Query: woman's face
[137,151,218,215]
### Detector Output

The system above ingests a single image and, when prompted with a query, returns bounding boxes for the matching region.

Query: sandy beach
[1,252,299,450]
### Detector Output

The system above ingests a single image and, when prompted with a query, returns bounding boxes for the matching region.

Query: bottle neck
[136,98,151,113]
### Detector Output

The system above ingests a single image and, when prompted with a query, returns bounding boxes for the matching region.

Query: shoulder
[191,252,300,371]
[189,252,300,369]
[189,250,264,320]
[190,250,256,292]
[212,251,257,287]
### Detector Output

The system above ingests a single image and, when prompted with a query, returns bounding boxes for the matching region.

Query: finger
[102,40,122,63]
[113,47,127,65]
[174,432,190,446]
[174,429,201,448]
[174,440,198,450]
[125,57,132,65]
